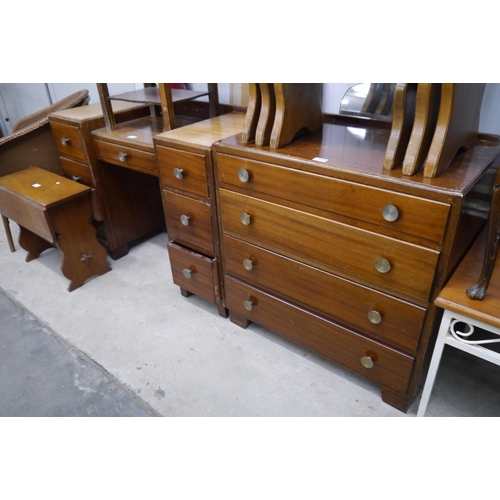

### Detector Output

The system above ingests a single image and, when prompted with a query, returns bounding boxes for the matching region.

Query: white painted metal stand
[417,309,500,416]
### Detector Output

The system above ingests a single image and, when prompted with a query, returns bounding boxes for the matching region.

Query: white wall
[0,83,141,135]
[2,83,500,136]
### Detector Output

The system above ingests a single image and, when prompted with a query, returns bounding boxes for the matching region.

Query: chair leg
[417,310,451,416]
[1,214,15,252]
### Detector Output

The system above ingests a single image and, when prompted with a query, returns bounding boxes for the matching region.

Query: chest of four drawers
[215,152,452,405]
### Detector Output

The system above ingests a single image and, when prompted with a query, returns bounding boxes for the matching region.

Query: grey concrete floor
[1,223,500,417]
[0,291,156,417]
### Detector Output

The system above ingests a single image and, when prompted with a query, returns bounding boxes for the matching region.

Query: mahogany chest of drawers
[212,118,500,412]
[154,113,246,317]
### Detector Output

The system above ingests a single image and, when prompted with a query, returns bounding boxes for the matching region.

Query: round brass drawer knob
[382,204,399,222]
[243,258,253,271]
[360,356,374,369]
[183,268,192,279]
[240,213,252,225]
[375,258,391,273]
[238,168,250,183]
[118,151,128,162]
[180,215,190,226]
[173,168,184,179]
[61,137,70,146]
[368,310,382,324]
[243,299,253,311]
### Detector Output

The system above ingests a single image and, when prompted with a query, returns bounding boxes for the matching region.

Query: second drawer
[163,190,214,255]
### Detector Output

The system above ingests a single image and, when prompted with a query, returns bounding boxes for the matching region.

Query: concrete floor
[1,223,500,417]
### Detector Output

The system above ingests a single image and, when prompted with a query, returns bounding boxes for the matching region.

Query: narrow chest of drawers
[154,113,245,318]
[213,121,500,412]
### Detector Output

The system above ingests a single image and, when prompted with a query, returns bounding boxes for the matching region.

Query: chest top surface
[214,119,500,198]
[155,113,246,149]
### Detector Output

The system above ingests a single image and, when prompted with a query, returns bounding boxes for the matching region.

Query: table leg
[18,226,55,261]
[1,214,15,252]
[49,195,111,292]
[417,310,451,417]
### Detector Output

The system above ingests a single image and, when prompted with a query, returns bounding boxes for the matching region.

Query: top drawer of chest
[216,153,450,244]
[50,121,86,162]
[156,146,209,197]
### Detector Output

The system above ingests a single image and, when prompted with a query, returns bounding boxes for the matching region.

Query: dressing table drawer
[156,146,209,196]
[220,189,440,303]
[59,157,93,187]
[162,190,214,255]
[217,154,450,243]
[223,235,425,353]
[168,243,221,304]
[50,122,86,161]
[225,277,415,394]
[93,139,157,176]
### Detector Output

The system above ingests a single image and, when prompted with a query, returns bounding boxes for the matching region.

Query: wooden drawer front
[50,122,86,161]
[226,277,415,393]
[59,157,93,187]
[220,189,439,302]
[217,154,450,243]
[168,243,220,303]
[163,190,214,254]
[156,146,209,197]
[94,139,157,176]
[223,236,425,353]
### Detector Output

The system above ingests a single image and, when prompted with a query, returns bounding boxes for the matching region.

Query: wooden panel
[93,138,158,176]
[217,153,450,243]
[402,83,441,176]
[50,121,86,161]
[424,84,487,178]
[59,157,93,186]
[242,83,261,144]
[0,188,54,242]
[223,236,426,353]
[225,277,415,394]
[271,83,323,149]
[220,189,440,303]
[383,83,417,171]
[162,190,214,254]
[156,146,209,196]
[168,242,218,303]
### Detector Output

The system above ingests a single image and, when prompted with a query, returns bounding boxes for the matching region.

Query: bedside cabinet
[154,113,245,317]
[213,117,500,412]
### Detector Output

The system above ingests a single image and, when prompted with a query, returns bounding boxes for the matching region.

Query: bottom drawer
[168,242,221,304]
[225,276,415,394]
[60,157,93,186]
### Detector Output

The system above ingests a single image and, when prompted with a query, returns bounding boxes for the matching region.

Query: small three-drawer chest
[154,113,246,317]
[212,117,500,412]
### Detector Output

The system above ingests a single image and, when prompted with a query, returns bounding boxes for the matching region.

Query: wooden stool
[417,230,500,416]
[0,167,111,291]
